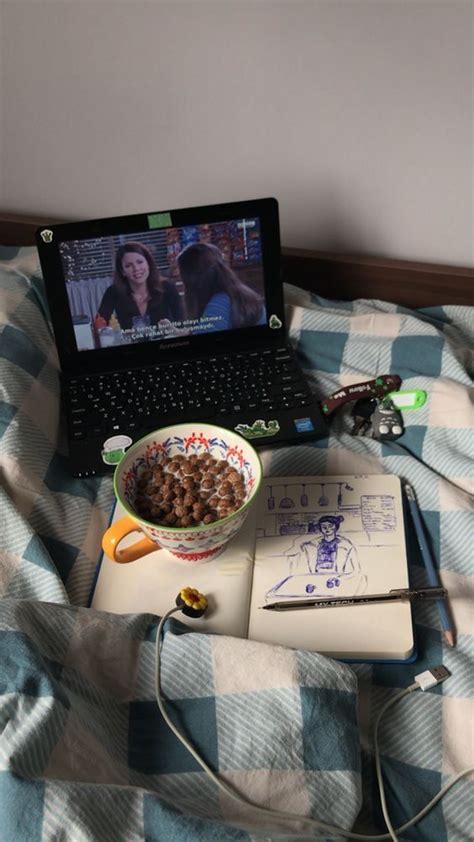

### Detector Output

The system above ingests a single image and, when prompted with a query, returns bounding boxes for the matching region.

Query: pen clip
[389,587,447,600]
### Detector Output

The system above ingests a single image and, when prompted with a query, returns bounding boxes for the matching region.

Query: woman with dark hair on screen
[177,242,266,333]
[97,241,183,332]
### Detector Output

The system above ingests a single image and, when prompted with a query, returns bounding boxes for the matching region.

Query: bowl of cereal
[101,423,263,563]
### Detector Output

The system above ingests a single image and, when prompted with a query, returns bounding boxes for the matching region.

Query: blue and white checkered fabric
[0,251,473,840]
[0,599,361,841]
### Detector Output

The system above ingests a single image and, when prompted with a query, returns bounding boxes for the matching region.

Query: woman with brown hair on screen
[96,241,183,332]
[177,242,266,333]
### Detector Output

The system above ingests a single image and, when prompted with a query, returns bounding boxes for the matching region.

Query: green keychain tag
[386,389,427,410]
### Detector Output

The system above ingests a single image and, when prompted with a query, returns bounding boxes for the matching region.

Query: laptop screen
[59,216,267,353]
[36,198,284,374]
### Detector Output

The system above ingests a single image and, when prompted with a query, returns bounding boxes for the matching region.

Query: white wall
[0,0,472,265]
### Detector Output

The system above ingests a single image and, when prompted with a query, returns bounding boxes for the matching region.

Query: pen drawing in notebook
[248,474,413,659]
[259,479,401,603]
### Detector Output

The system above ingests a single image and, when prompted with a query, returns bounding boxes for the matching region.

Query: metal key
[351,397,378,436]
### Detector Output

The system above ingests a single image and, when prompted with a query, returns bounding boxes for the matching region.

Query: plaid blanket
[0,249,472,840]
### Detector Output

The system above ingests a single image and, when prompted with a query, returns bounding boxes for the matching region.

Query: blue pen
[404,482,456,647]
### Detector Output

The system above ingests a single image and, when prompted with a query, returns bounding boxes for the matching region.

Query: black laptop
[36,197,327,477]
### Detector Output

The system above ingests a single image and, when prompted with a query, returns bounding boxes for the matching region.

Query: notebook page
[247,475,414,660]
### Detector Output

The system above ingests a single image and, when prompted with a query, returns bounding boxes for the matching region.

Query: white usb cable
[155,605,473,840]
[373,665,453,842]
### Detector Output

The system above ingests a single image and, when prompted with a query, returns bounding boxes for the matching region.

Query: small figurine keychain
[371,398,404,441]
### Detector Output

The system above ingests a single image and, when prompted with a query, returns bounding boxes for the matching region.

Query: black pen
[260,586,447,612]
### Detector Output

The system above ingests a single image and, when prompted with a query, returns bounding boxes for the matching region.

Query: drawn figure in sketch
[285,515,360,576]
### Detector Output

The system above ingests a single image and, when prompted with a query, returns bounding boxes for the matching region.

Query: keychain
[371,398,404,441]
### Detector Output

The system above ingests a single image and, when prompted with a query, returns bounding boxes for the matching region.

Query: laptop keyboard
[67,346,313,440]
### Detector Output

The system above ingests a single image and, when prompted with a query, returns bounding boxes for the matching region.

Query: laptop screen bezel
[36,197,285,376]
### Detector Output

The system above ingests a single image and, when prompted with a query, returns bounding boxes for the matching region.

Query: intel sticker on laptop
[294,417,314,433]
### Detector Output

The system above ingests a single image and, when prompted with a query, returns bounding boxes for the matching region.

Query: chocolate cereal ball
[133,454,247,528]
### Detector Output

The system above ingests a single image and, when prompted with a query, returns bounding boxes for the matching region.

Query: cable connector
[415,665,451,691]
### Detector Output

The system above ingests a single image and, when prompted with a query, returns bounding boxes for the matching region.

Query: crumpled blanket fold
[0,598,361,841]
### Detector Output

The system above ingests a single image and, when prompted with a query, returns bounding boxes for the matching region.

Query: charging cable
[155,595,473,840]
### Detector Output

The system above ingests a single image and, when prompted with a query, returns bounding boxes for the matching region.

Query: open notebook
[91,474,415,661]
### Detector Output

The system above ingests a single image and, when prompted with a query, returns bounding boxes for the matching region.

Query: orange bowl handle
[102,515,161,564]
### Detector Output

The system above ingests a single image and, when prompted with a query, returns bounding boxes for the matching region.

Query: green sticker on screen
[234,419,280,439]
[269,315,282,329]
[148,212,172,229]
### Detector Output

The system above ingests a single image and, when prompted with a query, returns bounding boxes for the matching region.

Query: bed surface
[0,222,472,840]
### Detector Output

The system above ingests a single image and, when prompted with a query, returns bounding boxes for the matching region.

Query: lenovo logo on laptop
[160,340,190,350]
